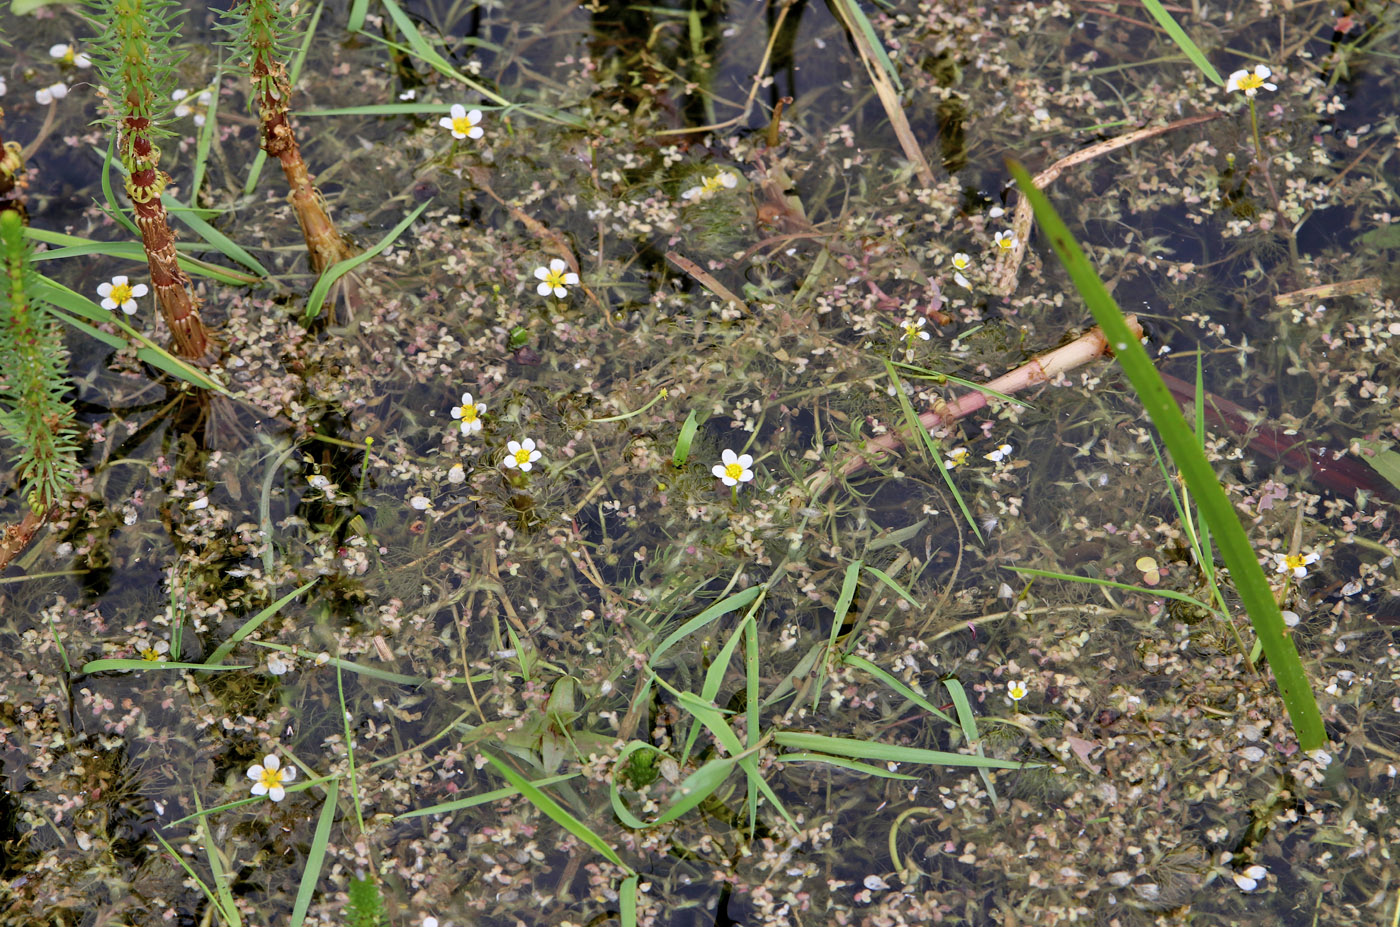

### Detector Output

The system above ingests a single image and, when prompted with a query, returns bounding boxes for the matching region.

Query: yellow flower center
[514,448,533,465]
[1284,553,1308,571]
[903,323,919,338]
[725,462,744,480]
[258,766,284,791]
[457,404,478,423]
[543,268,568,291]
[1009,684,1026,700]
[701,174,729,194]
[451,115,475,135]
[141,646,162,661]
[948,450,968,467]
[1237,73,1266,92]
[109,283,133,304]
[953,255,970,269]
[996,236,1014,251]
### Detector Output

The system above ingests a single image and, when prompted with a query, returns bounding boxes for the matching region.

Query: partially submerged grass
[1,0,1398,925]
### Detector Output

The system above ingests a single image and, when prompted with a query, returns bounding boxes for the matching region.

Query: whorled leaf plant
[87,0,214,360]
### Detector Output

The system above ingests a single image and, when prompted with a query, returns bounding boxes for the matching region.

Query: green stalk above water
[1006,158,1325,752]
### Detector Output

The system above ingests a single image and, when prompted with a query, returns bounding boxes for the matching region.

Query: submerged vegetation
[1,1,1398,925]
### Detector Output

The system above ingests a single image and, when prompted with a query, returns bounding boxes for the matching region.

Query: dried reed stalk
[991,113,1223,295]
[806,316,1143,496]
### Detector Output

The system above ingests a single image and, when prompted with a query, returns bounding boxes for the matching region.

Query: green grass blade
[189,71,222,203]
[483,753,631,872]
[347,0,369,31]
[1006,157,1324,749]
[248,641,426,686]
[884,359,984,543]
[620,874,638,927]
[813,560,861,713]
[205,578,319,666]
[100,132,142,239]
[773,731,1028,769]
[80,659,253,673]
[377,0,509,107]
[290,778,339,927]
[648,585,763,668]
[163,193,270,277]
[304,200,430,321]
[829,0,903,91]
[744,617,760,826]
[890,360,1031,407]
[1007,566,1217,613]
[398,773,578,819]
[673,409,700,466]
[863,565,921,609]
[609,743,737,829]
[1138,0,1224,86]
[196,792,242,927]
[941,677,1001,809]
[777,753,919,780]
[152,831,236,927]
[290,2,324,86]
[25,227,261,286]
[682,613,755,764]
[842,653,954,725]
[33,278,232,393]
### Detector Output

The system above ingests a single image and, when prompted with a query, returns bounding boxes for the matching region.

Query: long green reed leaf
[290,779,339,927]
[813,560,861,713]
[483,753,631,872]
[1138,0,1223,85]
[1006,157,1324,749]
[205,578,319,666]
[304,200,430,322]
[773,731,1028,769]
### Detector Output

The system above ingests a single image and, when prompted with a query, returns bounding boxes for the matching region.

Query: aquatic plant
[88,0,213,359]
[0,209,79,519]
[1007,157,1325,750]
[222,0,355,276]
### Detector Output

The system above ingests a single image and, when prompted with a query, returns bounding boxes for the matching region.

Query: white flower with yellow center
[901,316,930,342]
[451,392,486,435]
[246,753,296,802]
[49,43,91,69]
[534,258,579,298]
[97,275,148,315]
[712,449,754,487]
[439,104,484,140]
[1274,551,1319,579]
[136,639,169,662]
[994,230,1017,251]
[1007,679,1028,701]
[944,447,970,469]
[1226,65,1277,98]
[503,438,541,472]
[985,443,1013,463]
[951,252,972,271]
[681,170,739,201]
[447,463,466,484]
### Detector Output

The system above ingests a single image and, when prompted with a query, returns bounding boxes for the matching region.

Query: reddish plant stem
[252,59,353,275]
[1159,372,1395,502]
[0,508,45,571]
[124,118,211,359]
